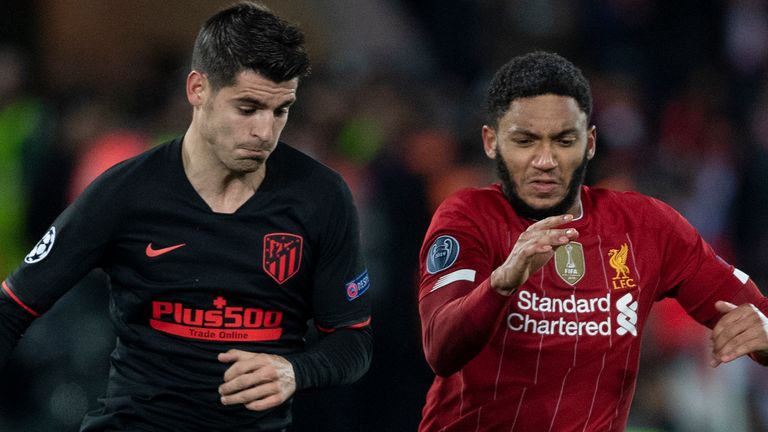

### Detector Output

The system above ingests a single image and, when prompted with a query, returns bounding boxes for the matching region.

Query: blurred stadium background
[1,0,768,431]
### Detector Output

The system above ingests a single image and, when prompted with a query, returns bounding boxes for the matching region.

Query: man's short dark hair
[486,51,592,127]
[191,1,310,90]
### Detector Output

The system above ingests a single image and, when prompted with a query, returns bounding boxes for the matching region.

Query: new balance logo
[146,243,186,258]
[616,293,638,336]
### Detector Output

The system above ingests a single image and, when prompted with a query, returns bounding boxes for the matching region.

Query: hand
[218,350,297,411]
[710,300,768,367]
[490,214,579,296]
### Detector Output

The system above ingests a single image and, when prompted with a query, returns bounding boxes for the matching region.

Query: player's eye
[238,107,256,115]
[513,138,534,146]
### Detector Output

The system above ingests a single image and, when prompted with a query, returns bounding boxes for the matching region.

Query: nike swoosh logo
[146,243,186,258]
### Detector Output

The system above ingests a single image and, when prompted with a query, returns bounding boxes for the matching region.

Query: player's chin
[230,158,266,173]
[525,199,570,219]
[525,195,563,212]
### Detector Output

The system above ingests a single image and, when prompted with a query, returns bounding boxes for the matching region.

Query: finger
[520,227,578,248]
[712,309,767,362]
[222,356,271,382]
[532,228,579,251]
[715,300,737,314]
[713,326,768,364]
[223,360,260,383]
[526,214,573,232]
[221,381,279,406]
[504,228,577,276]
[244,393,286,411]
[218,349,249,363]
[712,312,749,350]
[711,304,759,343]
[549,228,579,244]
[219,367,276,396]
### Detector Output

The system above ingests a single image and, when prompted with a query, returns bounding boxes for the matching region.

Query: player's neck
[180,132,266,214]
[567,195,584,220]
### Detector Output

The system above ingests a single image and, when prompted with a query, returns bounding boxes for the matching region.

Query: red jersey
[418,185,768,432]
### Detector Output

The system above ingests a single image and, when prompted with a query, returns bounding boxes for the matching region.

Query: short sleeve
[3,167,121,315]
[310,178,370,331]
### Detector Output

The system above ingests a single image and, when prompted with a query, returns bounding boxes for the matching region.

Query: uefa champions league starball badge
[25,226,56,264]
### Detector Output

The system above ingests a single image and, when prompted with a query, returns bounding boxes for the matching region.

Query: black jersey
[1,138,371,431]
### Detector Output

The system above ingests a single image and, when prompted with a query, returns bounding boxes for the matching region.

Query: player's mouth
[527,178,561,195]
[236,147,270,160]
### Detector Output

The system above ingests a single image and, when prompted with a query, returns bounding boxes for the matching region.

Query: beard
[495,148,589,220]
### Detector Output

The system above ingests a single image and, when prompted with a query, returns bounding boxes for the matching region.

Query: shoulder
[438,184,506,214]
[433,184,508,223]
[273,143,339,178]
[428,184,509,234]
[272,142,352,198]
[92,139,177,182]
[78,139,179,199]
[584,186,686,228]
[588,187,675,211]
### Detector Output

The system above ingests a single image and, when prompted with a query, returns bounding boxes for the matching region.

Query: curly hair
[486,51,592,127]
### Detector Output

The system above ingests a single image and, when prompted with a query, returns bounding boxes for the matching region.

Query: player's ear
[186,71,207,106]
[586,125,597,160]
[482,125,497,159]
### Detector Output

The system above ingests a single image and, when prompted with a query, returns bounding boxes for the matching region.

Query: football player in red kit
[417,51,768,432]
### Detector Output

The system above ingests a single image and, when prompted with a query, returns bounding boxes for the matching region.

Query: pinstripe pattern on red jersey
[549,367,572,431]
[582,352,608,431]
[510,387,527,431]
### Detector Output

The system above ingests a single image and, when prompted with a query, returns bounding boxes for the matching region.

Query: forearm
[0,297,37,368]
[284,326,372,391]
[726,279,768,317]
[420,279,512,376]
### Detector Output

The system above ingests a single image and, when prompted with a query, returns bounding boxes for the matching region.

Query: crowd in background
[1,1,768,431]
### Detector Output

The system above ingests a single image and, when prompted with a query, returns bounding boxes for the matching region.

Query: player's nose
[250,112,275,141]
[531,143,558,169]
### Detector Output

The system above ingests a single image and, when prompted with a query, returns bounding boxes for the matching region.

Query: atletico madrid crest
[263,233,303,284]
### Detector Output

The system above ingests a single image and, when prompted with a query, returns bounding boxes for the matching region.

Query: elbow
[428,359,461,378]
[424,344,464,377]
[361,331,373,372]
[422,317,465,377]
[355,326,374,378]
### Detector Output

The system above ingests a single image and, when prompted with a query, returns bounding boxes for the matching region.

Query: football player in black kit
[0,2,372,431]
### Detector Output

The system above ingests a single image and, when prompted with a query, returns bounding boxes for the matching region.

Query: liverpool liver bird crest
[608,243,631,279]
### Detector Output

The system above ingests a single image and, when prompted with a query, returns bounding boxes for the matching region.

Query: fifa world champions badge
[554,241,585,285]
